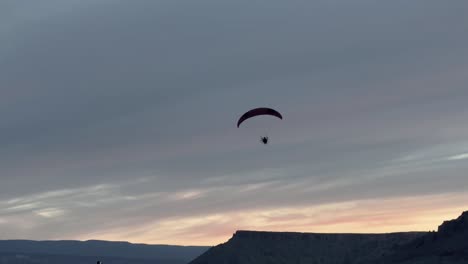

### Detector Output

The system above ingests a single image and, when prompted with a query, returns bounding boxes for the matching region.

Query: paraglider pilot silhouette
[237,107,282,145]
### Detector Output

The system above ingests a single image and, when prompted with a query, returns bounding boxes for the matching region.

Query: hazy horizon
[1,0,468,246]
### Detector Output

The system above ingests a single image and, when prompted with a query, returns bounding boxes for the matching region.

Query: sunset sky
[1,0,468,246]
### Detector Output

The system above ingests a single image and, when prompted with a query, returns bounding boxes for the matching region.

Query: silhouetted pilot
[261,136,269,144]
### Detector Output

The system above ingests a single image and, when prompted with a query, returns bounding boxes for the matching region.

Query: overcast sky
[1,0,468,246]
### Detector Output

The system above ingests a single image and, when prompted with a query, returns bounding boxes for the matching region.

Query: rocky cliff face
[190,230,425,264]
[383,211,468,264]
[438,211,468,236]
[189,211,468,264]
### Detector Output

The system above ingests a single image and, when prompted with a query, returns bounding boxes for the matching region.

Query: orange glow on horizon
[77,192,467,246]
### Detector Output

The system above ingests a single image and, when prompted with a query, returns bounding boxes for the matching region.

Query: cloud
[35,208,65,218]
[0,0,468,244]
[168,190,205,201]
[445,153,468,161]
[74,192,468,245]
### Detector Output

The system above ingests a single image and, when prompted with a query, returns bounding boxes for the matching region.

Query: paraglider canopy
[237,107,282,144]
[237,107,282,127]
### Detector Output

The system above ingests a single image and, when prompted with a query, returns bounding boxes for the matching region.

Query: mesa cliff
[189,211,468,264]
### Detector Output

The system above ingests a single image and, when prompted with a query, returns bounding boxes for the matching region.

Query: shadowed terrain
[190,211,468,264]
[379,211,468,264]
[0,240,209,264]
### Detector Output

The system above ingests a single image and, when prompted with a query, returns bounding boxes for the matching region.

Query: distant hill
[189,210,468,264]
[0,252,184,264]
[0,239,209,264]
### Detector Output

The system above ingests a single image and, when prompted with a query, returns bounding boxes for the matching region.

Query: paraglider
[237,107,282,144]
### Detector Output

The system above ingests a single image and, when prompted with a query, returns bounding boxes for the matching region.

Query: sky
[1,0,468,246]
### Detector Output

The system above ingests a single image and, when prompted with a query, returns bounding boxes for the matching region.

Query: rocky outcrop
[438,211,468,236]
[190,230,425,264]
[189,211,468,264]
[384,211,468,264]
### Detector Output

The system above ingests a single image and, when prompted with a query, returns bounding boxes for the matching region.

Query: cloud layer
[1,0,468,245]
